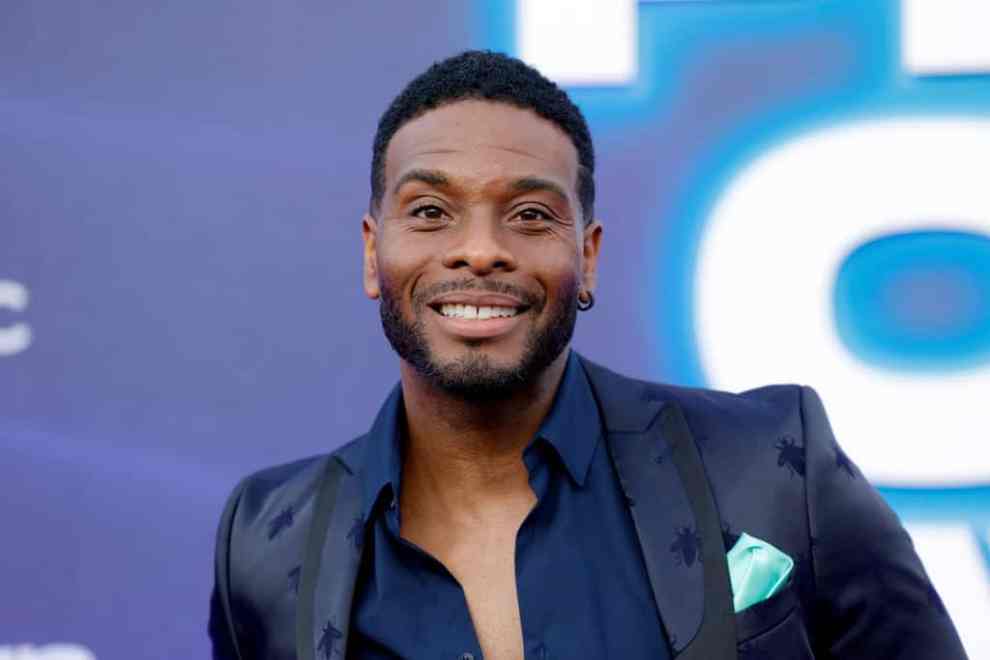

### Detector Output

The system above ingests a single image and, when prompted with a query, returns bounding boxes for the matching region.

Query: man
[209,51,967,659]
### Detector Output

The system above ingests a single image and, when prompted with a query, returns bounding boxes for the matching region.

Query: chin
[419,346,533,400]
[380,286,577,400]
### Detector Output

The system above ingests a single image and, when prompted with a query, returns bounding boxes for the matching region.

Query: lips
[429,307,527,339]
[418,281,539,340]
[427,291,530,311]
[436,303,519,320]
[425,296,531,340]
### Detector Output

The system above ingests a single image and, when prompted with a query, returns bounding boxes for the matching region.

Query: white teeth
[439,304,519,319]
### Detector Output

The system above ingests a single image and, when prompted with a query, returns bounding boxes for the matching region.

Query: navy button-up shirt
[348,352,672,659]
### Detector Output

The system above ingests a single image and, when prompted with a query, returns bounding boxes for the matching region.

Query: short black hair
[370,50,595,222]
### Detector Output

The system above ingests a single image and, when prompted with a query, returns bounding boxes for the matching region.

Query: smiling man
[209,52,967,660]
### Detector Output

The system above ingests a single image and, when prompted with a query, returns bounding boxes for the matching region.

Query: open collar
[358,350,602,516]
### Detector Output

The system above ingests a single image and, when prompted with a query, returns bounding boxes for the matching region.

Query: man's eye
[517,208,552,222]
[411,205,446,220]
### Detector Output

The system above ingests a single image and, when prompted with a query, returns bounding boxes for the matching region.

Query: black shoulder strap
[214,479,247,660]
[662,404,737,659]
[296,458,347,660]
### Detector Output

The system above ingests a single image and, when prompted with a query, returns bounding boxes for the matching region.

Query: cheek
[531,268,583,315]
[515,243,582,288]
[376,236,432,296]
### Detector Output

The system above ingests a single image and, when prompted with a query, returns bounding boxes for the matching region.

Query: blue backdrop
[3,1,988,657]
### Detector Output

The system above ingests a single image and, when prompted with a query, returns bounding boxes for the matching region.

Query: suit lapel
[581,357,735,659]
[296,456,363,660]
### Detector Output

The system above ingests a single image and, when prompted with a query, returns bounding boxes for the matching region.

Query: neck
[397,349,570,516]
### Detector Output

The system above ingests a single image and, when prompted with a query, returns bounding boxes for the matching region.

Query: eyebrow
[391,170,571,206]
[392,169,449,196]
[510,177,570,204]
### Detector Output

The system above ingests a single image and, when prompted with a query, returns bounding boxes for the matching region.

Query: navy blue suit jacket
[209,355,967,659]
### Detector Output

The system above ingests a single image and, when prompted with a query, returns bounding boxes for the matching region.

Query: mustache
[412,278,542,309]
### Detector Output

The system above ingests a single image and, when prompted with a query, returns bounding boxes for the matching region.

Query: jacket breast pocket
[734,579,815,658]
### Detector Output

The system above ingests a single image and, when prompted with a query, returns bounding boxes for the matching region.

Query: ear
[580,220,603,295]
[362,213,381,300]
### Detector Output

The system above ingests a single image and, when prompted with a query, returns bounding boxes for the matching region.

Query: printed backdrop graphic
[2,1,989,657]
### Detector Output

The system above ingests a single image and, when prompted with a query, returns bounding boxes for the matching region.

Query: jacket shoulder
[580,354,804,438]
[232,435,367,527]
[660,381,803,422]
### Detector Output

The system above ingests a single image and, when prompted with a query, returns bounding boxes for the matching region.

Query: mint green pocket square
[726,533,794,613]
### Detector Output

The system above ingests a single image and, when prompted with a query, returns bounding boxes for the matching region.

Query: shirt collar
[532,350,602,487]
[360,350,603,515]
[361,383,404,517]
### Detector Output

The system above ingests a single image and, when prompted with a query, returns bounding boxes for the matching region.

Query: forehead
[384,100,579,194]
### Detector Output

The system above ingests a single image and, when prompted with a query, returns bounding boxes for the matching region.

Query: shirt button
[459,654,474,660]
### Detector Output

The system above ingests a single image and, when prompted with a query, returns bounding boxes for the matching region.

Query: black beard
[379,278,578,401]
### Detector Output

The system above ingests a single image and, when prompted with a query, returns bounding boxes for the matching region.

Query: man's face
[362,100,602,399]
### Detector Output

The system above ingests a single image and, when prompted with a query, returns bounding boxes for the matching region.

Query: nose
[441,218,517,275]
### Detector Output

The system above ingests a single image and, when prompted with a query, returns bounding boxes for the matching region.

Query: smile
[427,301,530,340]
[438,304,520,320]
